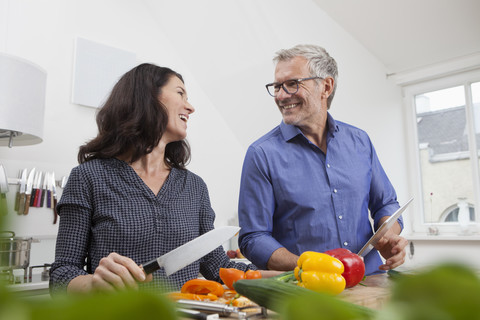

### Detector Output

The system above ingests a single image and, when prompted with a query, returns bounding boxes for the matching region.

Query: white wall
[0,0,410,269]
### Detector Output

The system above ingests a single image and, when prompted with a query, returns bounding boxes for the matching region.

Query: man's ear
[322,77,335,99]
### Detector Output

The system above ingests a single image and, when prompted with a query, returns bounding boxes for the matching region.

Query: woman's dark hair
[78,63,191,169]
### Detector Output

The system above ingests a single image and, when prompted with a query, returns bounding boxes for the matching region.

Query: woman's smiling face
[159,75,195,143]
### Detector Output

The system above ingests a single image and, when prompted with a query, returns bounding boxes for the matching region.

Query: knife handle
[24,194,31,214]
[34,189,42,207]
[14,191,20,211]
[18,194,26,215]
[46,190,52,208]
[40,188,46,207]
[142,259,160,275]
[29,189,36,206]
[53,198,58,224]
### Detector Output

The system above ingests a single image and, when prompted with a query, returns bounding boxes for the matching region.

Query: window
[404,69,480,235]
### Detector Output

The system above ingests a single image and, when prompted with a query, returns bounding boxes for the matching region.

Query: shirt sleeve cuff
[243,235,284,270]
[373,204,404,231]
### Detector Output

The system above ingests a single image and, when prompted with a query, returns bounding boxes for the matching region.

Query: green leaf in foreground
[0,288,178,320]
[378,264,480,320]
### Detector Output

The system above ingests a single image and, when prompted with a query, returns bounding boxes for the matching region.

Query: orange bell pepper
[181,279,225,297]
[219,268,246,289]
[245,270,262,280]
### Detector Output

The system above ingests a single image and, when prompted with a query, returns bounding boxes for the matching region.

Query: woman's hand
[68,252,153,293]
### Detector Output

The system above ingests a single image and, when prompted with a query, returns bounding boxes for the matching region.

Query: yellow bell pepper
[294,251,346,295]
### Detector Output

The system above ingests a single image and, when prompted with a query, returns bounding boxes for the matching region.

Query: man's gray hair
[273,44,338,108]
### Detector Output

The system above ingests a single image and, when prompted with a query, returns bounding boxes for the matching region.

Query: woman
[50,63,257,294]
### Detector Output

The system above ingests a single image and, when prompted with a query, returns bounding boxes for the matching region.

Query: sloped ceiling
[312,0,480,74]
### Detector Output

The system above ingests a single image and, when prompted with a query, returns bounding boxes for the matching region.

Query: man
[238,44,407,275]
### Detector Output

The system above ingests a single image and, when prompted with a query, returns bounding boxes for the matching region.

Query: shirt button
[327,164,331,168]
[343,242,348,246]
[338,215,343,219]
[333,189,338,193]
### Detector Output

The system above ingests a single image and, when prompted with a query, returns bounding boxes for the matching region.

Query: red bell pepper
[324,248,365,288]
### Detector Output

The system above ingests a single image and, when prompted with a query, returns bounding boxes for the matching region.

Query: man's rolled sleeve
[238,145,279,269]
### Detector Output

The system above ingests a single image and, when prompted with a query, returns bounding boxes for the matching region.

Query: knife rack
[6,177,66,188]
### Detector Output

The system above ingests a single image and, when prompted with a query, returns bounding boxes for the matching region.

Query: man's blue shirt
[238,113,401,275]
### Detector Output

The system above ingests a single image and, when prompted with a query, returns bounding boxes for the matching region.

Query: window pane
[415,86,476,223]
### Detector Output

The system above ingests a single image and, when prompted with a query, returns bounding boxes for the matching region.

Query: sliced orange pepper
[219,268,245,289]
[168,292,218,301]
[223,289,238,300]
[245,270,262,280]
[181,279,225,297]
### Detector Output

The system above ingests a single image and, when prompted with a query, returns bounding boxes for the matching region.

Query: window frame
[402,68,480,235]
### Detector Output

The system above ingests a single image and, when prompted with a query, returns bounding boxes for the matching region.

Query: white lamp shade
[0,53,47,146]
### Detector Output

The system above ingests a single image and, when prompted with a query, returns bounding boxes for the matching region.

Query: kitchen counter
[6,273,50,298]
[179,273,392,319]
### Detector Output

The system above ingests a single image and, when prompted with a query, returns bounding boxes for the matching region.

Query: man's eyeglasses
[265,77,323,97]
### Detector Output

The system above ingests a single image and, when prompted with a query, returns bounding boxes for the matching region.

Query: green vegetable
[382,264,480,320]
[233,278,375,319]
[0,287,178,320]
[270,270,297,283]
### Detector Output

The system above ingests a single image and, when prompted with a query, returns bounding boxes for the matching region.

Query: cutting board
[339,273,391,310]
[178,274,392,319]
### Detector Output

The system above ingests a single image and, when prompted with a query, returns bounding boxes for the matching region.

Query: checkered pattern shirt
[49,158,255,295]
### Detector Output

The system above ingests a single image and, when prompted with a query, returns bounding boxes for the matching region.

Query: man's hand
[374,227,408,270]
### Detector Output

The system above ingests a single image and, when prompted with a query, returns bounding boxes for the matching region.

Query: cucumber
[233,278,376,319]
[233,278,308,311]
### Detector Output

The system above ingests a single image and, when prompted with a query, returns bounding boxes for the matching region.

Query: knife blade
[177,308,219,320]
[0,164,8,216]
[51,172,58,224]
[177,300,267,319]
[16,168,27,215]
[142,226,240,276]
[177,300,243,318]
[357,197,414,257]
[24,168,36,215]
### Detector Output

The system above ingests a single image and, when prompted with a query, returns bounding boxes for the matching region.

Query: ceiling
[312,0,480,75]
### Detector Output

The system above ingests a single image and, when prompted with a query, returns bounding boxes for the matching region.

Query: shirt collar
[280,112,339,142]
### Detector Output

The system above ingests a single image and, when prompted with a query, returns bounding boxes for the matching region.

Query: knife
[51,172,58,224]
[30,171,39,207]
[177,300,244,318]
[24,167,36,215]
[34,171,43,207]
[177,308,219,320]
[0,164,8,216]
[357,197,414,257]
[45,172,52,208]
[142,226,240,276]
[16,169,27,215]
[40,171,48,207]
